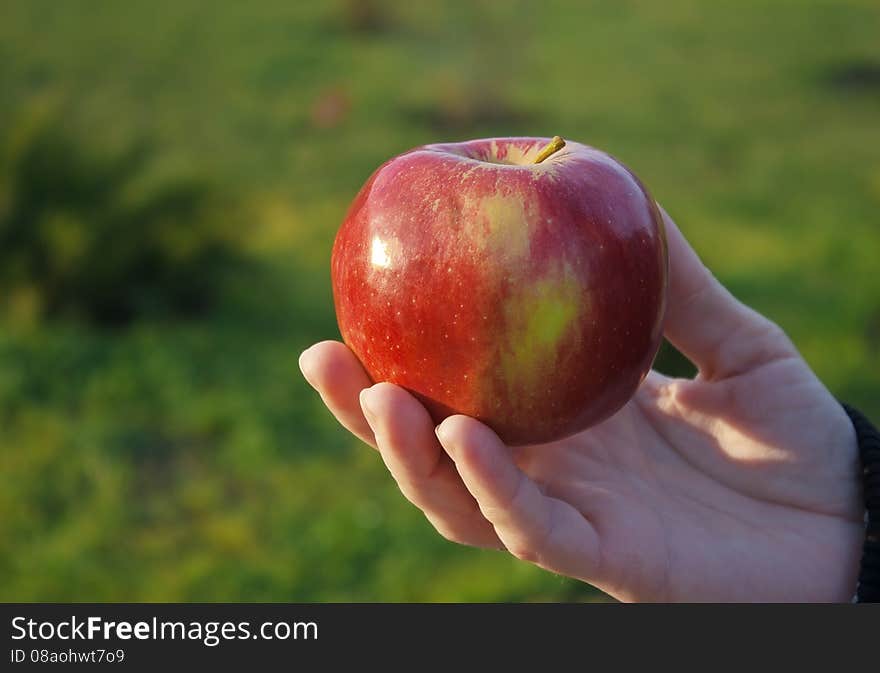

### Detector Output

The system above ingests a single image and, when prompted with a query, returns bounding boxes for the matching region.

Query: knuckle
[428,517,470,546]
[436,526,469,546]
[396,481,425,508]
[750,319,798,363]
[506,543,541,564]
[760,319,788,345]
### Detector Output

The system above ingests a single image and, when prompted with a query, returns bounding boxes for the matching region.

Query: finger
[436,415,600,581]
[659,206,796,380]
[360,383,502,549]
[299,340,376,447]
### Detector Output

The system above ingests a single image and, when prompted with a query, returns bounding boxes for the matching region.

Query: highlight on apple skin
[331,136,668,446]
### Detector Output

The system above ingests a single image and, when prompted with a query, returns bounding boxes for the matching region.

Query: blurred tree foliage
[0,105,247,326]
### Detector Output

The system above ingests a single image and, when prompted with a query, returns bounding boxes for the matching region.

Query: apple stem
[533,136,566,164]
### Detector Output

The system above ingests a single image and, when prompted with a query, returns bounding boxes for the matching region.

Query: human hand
[299,207,864,602]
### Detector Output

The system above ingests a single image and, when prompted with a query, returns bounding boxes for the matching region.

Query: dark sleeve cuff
[841,402,880,603]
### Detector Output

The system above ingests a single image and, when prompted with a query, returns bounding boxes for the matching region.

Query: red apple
[331,136,668,446]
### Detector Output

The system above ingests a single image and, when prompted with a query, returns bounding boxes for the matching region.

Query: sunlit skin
[332,137,667,445]
[302,208,864,602]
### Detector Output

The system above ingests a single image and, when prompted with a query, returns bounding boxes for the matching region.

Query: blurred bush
[0,105,247,327]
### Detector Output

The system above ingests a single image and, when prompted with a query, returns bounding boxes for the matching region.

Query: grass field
[1,0,878,601]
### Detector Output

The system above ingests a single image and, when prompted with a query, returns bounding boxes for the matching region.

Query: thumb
[659,206,795,380]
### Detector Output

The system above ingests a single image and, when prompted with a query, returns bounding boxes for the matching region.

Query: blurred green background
[1,0,878,601]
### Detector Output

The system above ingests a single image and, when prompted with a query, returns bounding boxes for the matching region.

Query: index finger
[299,340,377,447]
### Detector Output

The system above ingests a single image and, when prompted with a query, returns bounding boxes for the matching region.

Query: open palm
[300,209,863,602]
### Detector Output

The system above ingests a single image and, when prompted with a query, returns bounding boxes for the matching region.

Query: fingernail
[299,344,318,389]
[298,348,317,388]
[435,422,455,456]
[359,387,377,427]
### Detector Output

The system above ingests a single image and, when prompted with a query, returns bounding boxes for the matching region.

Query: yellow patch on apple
[498,263,582,390]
